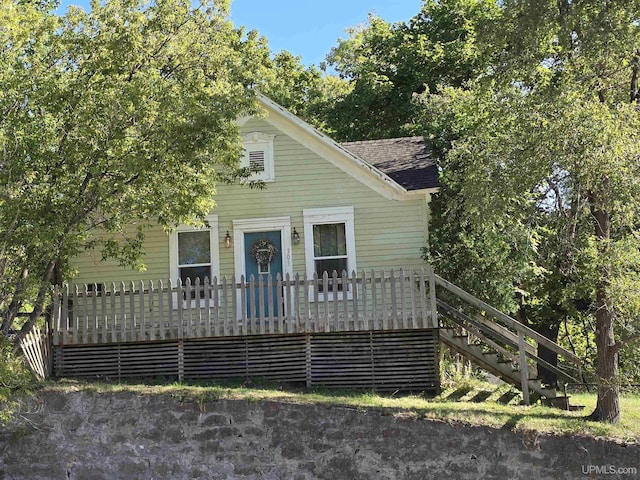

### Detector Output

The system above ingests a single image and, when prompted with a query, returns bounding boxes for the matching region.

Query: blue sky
[56,0,423,67]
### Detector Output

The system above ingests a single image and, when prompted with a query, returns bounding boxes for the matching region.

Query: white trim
[233,216,293,280]
[169,214,220,284]
[243,131,275,143]
[236,115,251,126]
[303,206,357,301]
[256,93,433,200]
[232,217,293,319]
[241,132,276,183]
[303,206,355,223]
[168,214,220,308]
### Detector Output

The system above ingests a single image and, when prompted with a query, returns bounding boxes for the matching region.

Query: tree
[324,0,501,141]
[422,86,596,389]
[0,0,270,340]
[427,0,640,422]
[258,50,350,135]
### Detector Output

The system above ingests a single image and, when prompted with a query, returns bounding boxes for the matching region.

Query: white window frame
[303,206,357,301]
[241,132,276,183]
[169,214,220,307]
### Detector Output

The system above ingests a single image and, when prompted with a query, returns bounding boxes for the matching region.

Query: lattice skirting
[53,329,440,393]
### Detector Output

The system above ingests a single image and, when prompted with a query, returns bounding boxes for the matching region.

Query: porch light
[225,231,231,248]
[292,227,300,245]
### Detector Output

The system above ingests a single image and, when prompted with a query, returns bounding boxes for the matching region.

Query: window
[241,132,275,182]
[169,214,220,298]
[303,207,356,299]
[313,224,347,291]
[177,230,211,286]
[87,283,104,295]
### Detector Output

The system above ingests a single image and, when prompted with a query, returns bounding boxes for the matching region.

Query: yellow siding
[71,117,430,284]
[71,225,170,284]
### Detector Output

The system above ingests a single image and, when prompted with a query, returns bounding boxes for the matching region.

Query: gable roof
[255,94,439,200]
[340,137,439,191]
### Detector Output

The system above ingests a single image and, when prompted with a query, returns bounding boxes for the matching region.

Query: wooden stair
[440,327,560,401]
[434,275,585,409]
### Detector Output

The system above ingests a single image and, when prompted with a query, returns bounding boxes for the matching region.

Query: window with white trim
[169,214,220,298]
[241,132,275,182]
[303,207,356,299]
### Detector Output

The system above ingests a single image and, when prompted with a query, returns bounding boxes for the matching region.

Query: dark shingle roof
[340,136,439,191]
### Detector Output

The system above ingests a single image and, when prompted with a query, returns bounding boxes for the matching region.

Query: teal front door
[244,230,283,318]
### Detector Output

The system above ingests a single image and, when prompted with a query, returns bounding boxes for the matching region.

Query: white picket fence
[52,268,438,346]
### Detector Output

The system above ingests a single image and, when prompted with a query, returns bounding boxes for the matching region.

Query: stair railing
[435,275,583,404]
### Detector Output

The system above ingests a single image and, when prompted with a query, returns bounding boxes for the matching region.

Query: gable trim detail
[256,94,435,201]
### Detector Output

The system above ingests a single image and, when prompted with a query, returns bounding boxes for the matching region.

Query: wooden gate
[20,326,52,380]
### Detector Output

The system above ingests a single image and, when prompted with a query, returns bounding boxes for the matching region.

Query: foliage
[0,0,270,339]
[316,0,640,422]
[0,337,35,424]
[424,0,640,422]
[323,0,502,141]
[421,87,534,314]
[258,50,350,135]
[294,0,640,423]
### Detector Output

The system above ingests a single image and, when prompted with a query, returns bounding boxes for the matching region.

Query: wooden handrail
[438,298,581,382]
[434,274,581,365]
[437,300,535,356]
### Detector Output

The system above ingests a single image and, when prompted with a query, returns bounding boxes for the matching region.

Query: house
[49,94,442,391]
[42,95,583,403]
[70,94,440,292]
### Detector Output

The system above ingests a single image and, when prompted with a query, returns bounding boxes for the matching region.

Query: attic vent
[249,150,265,171]
[241,132,274,182]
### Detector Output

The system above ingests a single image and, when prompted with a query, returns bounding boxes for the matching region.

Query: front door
[244,230,283,318]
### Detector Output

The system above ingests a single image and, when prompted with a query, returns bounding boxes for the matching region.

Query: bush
[0,336,35,424]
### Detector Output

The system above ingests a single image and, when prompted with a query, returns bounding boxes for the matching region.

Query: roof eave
[404,187,440,196]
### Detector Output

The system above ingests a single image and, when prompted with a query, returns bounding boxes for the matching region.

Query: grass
[42,377,640,445]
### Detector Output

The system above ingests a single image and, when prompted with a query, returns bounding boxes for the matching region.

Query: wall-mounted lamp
[292,227,300,245]
[225,231,232,248]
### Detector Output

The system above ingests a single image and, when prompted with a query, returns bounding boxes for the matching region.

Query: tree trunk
[0,267,29,334]
[13,260,56,345]
[587,192,620,423]
[589,297,620,423]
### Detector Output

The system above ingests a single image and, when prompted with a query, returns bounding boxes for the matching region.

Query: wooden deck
[50,269,441,392]
[18,266,584,401]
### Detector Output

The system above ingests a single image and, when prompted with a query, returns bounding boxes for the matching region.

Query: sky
[56,0,423,67]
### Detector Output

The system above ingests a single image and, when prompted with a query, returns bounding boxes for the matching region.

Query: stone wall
[0,391,638,479]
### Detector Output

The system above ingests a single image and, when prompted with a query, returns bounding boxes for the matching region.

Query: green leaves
[0,0,269,332]
[426,2,640,408]
[319,0,502,141]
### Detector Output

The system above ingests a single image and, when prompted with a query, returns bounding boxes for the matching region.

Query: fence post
[177,279,184,339]
[305,334,312,387]
[177,338,184,382]
[389,269,398,329]
[52,286,61,347]
[428,266,438,328]
[518,329,530,405]
[62,284,69,345]
[129,281,136,342]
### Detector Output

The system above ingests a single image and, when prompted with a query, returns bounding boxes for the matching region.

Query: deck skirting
[53,329,440,393]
